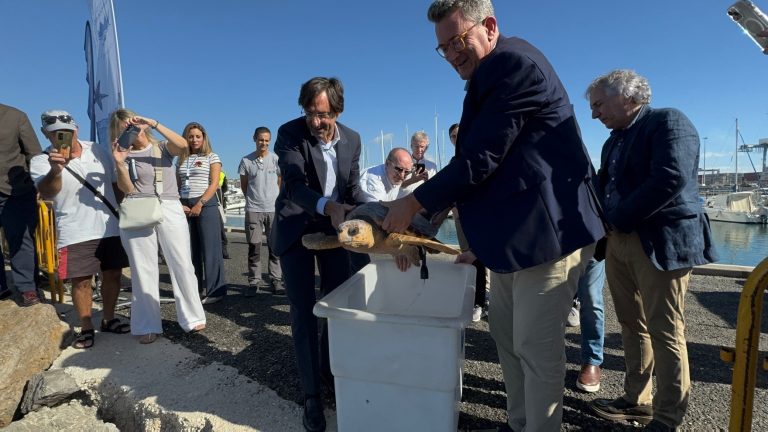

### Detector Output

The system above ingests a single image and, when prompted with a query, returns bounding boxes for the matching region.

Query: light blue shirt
[314,126,341,215]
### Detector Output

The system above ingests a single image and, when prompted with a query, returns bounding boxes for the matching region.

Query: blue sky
[3,1,768,178]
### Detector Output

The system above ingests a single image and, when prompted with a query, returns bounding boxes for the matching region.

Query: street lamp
[702,137,707,187]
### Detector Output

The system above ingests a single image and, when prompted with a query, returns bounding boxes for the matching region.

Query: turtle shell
[345,202,440,238]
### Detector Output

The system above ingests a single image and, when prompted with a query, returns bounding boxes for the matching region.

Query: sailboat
[704,190,768,224]
[703,119,768,224]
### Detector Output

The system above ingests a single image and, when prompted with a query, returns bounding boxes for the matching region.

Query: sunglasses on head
[41,114,74,125]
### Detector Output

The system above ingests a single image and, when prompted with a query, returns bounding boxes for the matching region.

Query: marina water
[224,215,767,267]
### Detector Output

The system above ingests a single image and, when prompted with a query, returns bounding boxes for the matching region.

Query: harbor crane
[737,138,768,183]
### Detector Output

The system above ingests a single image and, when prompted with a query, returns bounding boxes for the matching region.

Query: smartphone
[54,130,73,159]
[117,125,140,150]
[728,0,768,54]
[414,162,426,173]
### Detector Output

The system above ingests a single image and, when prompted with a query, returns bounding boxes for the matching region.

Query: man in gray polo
[238,126,282,296]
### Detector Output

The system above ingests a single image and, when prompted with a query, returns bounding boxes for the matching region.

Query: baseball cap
[41,110,78,132]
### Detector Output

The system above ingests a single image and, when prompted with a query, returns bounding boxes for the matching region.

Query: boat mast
[735,118,739,191]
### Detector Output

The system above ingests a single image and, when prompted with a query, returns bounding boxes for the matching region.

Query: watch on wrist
[200,198,208,205]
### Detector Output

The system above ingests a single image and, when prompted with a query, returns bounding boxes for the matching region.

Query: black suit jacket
[415,36,605,273]
[596,106,718,270]
[0,104,42,196]
[270,117,365,256]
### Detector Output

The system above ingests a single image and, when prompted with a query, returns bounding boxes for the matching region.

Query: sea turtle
[301,201,460,266]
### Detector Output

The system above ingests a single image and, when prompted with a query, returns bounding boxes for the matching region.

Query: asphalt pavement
[53,231,768,431]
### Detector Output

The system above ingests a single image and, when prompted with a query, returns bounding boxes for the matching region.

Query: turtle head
[338,219,375,249]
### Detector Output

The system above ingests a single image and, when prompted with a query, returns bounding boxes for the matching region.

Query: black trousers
[280,240,369,396]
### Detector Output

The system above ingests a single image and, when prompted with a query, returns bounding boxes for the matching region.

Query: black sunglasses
[41,114,74,125]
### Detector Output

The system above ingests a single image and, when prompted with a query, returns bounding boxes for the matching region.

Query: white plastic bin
[313,259,476,432]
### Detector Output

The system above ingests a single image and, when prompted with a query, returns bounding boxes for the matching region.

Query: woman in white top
[177,122,227,302]
[109,108,206,344]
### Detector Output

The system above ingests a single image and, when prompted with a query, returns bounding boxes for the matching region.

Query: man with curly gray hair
[586,69,717,431]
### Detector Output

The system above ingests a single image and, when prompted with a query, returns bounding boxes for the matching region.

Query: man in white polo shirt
[30,110,129,349]
[359,147,413,202]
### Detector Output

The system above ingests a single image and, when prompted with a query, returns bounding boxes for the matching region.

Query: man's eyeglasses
[41,114,74,125]
[302,110,334,121]
[435,20,484,58]
[387,162,413,175]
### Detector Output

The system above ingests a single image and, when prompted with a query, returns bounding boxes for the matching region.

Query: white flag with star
[85,0,124,146]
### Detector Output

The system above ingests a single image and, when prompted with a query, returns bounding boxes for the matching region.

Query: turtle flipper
[302,233,342,250]
[388,233,460,255]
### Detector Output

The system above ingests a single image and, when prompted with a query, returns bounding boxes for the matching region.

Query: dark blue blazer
[270,117,366,256]
[596,106,717,271]
[415,36,605,273]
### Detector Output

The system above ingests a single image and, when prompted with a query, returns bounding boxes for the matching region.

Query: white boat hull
[705,208,767,224]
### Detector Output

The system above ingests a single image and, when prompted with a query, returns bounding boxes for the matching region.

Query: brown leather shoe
[576,364,601,392]
[591,396,653,425]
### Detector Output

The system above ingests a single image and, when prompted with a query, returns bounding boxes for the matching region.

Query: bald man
[359,147,414,202]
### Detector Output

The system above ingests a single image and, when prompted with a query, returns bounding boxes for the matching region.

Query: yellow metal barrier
[35,200,63,303]
[720,257,768,431]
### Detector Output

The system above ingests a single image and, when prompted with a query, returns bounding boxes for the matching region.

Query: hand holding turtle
[382,194,422,233]
[455,250,477,265]
[324,201,354,230]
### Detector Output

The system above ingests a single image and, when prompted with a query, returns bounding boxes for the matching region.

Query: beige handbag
[119,144,164,230]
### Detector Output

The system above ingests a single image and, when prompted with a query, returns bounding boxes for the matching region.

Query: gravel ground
[138,232,768,431]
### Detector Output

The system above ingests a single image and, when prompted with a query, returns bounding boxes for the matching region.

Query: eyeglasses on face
[302,110,334,121]
[41,114,74,125]
[435,20,484,58]
[387,161,413,175]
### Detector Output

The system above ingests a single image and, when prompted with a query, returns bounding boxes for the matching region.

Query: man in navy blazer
[270,77,369,432]
[383,1,604,430]
[586,70,717,431]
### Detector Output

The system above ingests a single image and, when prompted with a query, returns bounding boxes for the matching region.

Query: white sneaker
[566,300,580,327]
[472,306,483,322]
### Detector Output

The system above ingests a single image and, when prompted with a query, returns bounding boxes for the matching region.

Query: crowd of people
[0,0,723,431]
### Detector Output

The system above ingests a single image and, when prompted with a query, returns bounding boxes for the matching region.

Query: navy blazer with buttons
[596,106,718,271]
[270,117,366,256]
[415,36,605,273]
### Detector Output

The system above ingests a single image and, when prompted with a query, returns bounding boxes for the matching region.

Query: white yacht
[704,191,768,224]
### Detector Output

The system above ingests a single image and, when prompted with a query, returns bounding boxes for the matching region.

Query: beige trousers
[489,244,593,432]
[605,231,691,427]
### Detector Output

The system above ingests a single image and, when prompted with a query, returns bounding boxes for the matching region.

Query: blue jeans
[578,258,605,366]
[0,190,38,293]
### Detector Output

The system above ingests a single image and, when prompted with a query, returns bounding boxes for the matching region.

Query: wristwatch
[200,198,208,205]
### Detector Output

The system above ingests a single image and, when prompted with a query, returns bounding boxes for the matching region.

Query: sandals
[101,318,131,334]
[139,333,159,344]
[73,329,95,349]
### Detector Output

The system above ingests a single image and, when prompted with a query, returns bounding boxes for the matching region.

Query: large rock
[0,301,69,427]
[20,369,80,414]
[4,400,118,432]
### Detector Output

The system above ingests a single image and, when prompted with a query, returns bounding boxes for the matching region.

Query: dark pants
[0,190,38,293]
[455,215,487,307]
[182,196,227,297]
[246,211,281,285]
[280,239,369,396]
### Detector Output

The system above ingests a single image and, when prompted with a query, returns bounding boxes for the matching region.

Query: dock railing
[720,256,768,431]
[35,200,64,303]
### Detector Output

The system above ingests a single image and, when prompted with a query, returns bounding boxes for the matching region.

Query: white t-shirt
[359,163,401,202]
[398,156,438,197]
[176,152,221,199]
[30,140,120,248]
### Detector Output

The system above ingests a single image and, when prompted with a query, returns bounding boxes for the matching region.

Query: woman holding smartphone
[177,122,227,303]
[109,109,205,344]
